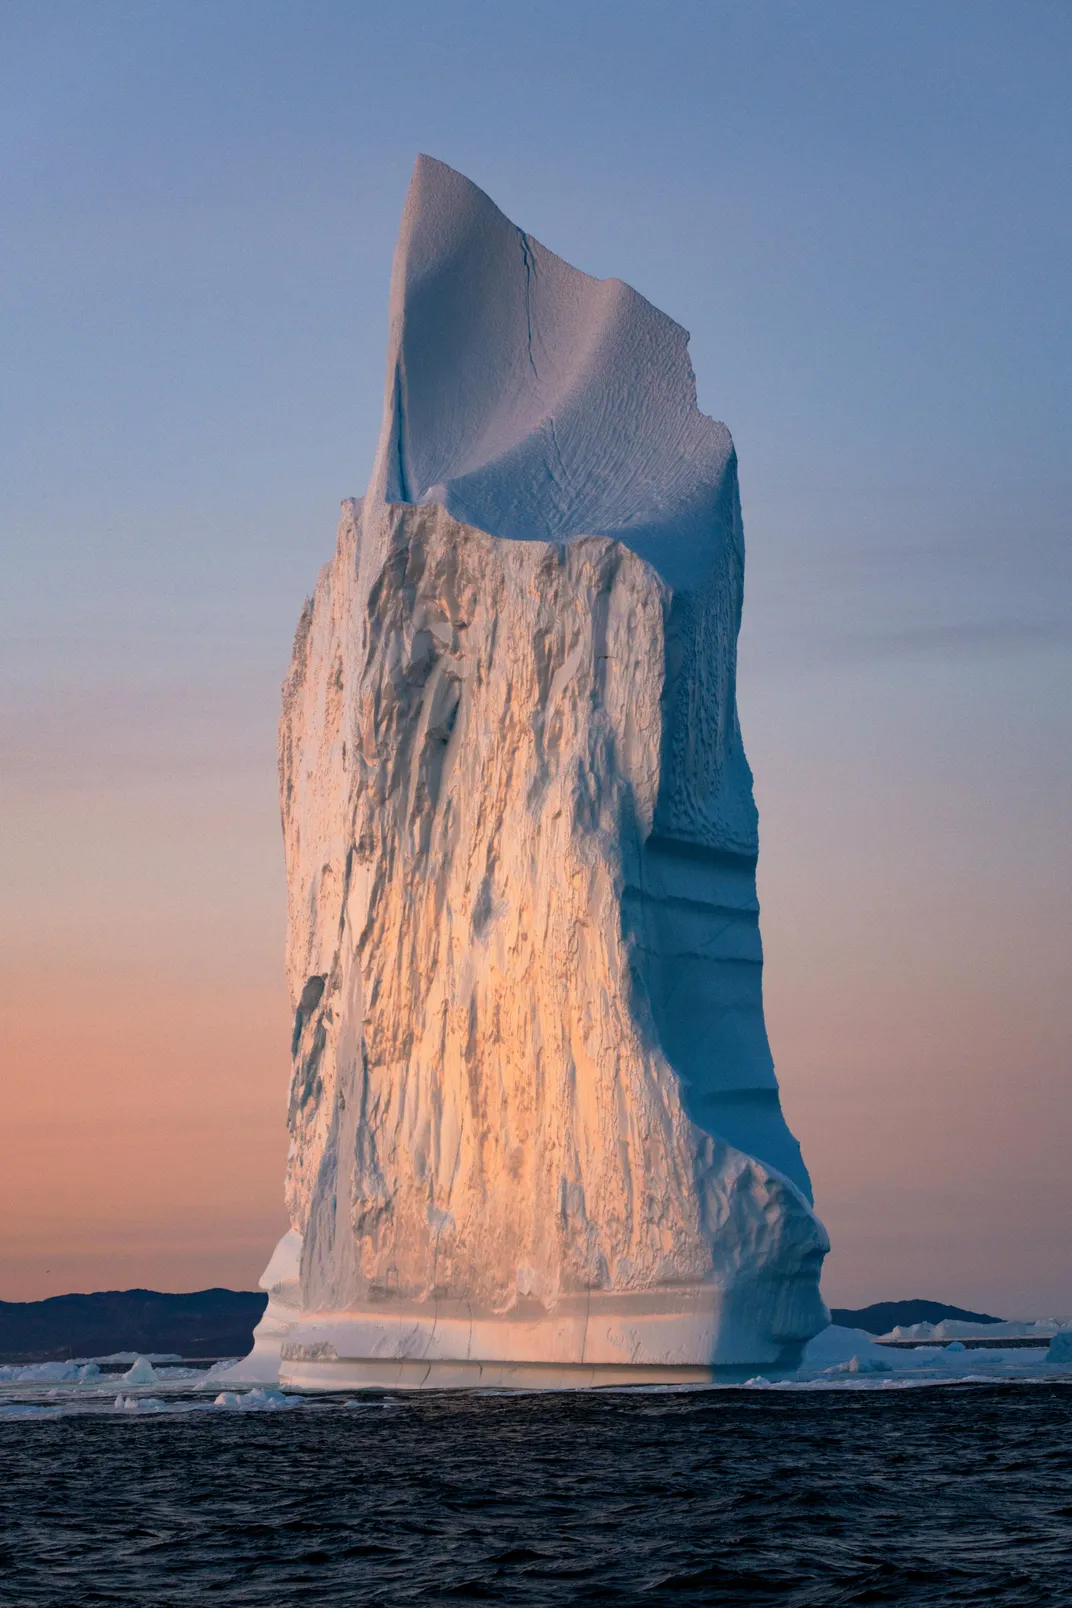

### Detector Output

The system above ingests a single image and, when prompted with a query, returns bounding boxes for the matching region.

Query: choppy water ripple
[1,1384,1070,1606]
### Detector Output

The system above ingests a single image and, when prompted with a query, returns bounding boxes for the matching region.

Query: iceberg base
[270,1284,815,1392]
[281,1356,754,1391]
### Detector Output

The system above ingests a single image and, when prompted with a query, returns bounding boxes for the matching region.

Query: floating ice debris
[119,1357,159,1385]
[212,1388,298,1411]
[114,1395,167,1412]
[0,1361,101,1384]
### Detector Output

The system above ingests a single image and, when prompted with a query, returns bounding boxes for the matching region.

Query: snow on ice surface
[374,155,737,593]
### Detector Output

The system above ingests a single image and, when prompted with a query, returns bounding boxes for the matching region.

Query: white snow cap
[372,155,737,592]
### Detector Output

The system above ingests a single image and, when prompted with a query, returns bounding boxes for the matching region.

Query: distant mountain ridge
[0,1290,1002,1361]
[0,1289,268,1363]
[829,1300,1002,1336]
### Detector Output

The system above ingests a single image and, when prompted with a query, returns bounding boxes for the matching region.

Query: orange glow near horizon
[1,907,291,1301]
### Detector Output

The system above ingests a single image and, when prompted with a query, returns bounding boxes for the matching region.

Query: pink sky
[2,629,1068,1315]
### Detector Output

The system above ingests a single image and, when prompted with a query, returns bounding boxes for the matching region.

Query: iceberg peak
[371,154,737,592]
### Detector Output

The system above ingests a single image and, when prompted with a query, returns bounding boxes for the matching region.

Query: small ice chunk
[246,1387,290,1409]
[213,1387,296,1411]
[846,1354,892,1374]
[120,1357,159,1385]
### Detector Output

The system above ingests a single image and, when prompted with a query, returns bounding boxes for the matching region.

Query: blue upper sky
[1,0,1069,1309]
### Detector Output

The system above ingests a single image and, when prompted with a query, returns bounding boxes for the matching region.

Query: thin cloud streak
[815,617,1071,664]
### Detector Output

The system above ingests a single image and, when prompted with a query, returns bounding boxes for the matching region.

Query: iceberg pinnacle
[372,155,736,594]
[247,156,828,1389]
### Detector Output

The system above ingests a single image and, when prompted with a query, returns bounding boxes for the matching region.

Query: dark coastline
[1,1292,1010,1364]
[0,1290,267,1364]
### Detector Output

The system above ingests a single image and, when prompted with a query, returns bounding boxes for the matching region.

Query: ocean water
[1,1384,1070,1606]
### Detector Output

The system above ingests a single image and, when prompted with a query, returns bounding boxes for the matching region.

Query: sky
[1,0,1069,1315]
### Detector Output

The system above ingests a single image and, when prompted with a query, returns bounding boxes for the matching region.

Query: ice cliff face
[264,157,828,1383]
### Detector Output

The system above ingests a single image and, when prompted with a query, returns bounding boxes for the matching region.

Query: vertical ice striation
[251,157,827,1389]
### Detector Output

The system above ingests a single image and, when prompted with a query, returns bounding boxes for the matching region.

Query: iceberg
[787,1325,1071,1388]
[249,156,829,1389]
[0,1360,101,1385]
[1047,1329,1072,1367]
[799,1326,896,1374]
[119,1356,159,1386]
[881,1319,1061,1342]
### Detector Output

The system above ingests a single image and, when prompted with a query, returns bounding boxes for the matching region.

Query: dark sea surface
[2,1385,1071,1607]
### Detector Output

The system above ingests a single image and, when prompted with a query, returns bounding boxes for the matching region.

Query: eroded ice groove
[247,157,829,1388]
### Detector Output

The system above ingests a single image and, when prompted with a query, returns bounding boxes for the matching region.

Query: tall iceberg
[255,156,828,1388]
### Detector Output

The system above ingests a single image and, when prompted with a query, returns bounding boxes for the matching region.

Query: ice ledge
[228,1231,825,1389]
[272,1281,819,1387]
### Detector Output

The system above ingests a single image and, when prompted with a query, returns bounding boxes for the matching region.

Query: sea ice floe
[791,1325,1066,1387]
[212,1388,299,1411]
[0,1361,101,1384]
[114,1395,167,1412]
